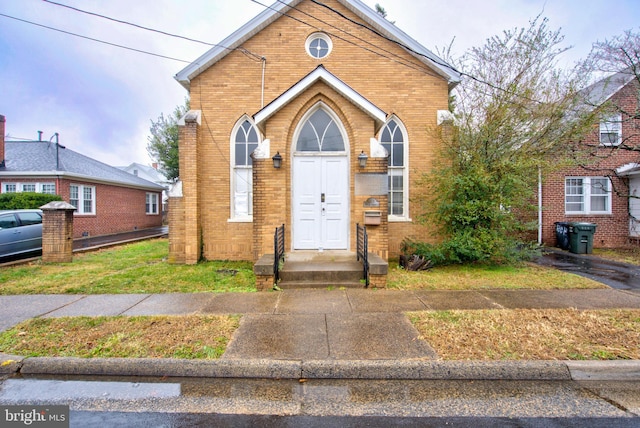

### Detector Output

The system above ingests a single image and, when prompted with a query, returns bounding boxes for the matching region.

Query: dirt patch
[408,309,640,360]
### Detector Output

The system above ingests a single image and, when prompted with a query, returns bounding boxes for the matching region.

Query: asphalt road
[1,375,638,427]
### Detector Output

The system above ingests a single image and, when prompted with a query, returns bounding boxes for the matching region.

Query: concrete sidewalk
[1,288,640,381]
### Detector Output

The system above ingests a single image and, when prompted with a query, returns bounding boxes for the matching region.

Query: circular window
[305,33,332,59]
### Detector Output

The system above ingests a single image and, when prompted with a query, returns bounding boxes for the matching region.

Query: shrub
[0,192,63,210]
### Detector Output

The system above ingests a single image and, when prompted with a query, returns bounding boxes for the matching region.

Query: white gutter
[0,171,164,192]
[538,166,543,245]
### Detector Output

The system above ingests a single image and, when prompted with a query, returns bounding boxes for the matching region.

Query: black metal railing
[274,224,285,284]
[356,223,369,288]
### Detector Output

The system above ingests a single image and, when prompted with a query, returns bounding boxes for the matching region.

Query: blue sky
[1,0,639,167]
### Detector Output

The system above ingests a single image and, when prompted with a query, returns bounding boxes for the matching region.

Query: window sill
[564,213,612,216]
[388,216,412,223]
[228,217,253,223]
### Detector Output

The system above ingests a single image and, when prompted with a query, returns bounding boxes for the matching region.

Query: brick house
[168,0,460,271]
[0,115,164,238]
[541,70,640,248]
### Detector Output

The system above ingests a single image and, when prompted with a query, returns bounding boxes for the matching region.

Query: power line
[274,0,438,77]
[41,0,264,61]
[249,0,435,76]
[0,13,192,63]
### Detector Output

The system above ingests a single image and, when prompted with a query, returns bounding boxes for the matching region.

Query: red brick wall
[542,80,640,248]
[0,177,162,238]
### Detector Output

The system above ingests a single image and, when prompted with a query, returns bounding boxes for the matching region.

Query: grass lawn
[408,308,640,360]
[0,239,256,294]
[0,315,240,359]
[0,239,606,294]
[0,239,636,360]
[386,262,605,290]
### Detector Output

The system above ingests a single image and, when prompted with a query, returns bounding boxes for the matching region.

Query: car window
[0,214,18,229]
[17,212,43,226]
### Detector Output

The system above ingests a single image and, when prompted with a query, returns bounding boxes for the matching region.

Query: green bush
[0,192,63,210]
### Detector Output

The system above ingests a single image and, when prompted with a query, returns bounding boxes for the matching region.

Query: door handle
[321,193,325,203]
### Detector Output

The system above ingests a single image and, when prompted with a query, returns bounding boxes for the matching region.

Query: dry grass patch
[593,247,640,266]
[388,263,605,290]
[0,315,240,359]
[409,309,640,360]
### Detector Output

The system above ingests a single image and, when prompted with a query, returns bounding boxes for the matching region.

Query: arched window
[296,108,345,152]
[380,118,408,218]
[231,118,259,219]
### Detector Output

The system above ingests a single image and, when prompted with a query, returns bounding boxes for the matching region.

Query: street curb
[4,354,639,381]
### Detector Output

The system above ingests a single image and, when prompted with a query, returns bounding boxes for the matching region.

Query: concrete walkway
[2,288,640,381]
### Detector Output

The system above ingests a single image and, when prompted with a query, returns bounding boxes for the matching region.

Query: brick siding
[542,80,640,248]
[172,0,451,262]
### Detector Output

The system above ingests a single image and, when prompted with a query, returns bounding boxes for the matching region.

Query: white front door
[293,156,349,250]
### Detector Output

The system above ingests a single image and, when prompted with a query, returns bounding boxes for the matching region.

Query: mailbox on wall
[364,211,381,226]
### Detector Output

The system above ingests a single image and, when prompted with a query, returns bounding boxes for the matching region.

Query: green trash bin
[568,222,597,254]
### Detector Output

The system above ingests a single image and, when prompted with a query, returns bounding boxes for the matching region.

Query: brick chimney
[0,115,5,168]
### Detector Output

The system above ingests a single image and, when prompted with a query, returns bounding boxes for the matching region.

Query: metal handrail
[356,223,369,288]
[274,224,285,284]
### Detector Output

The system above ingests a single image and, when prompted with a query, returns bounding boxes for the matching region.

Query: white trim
[305,32,333,59]
[564,176,612,215]
[230,116,260,220]
[70,183,96,215]
[380,116,410,220]
[599,113,622,146]
[1,181,56,194]
[0,171,163,192]
[174,0,460,89]
[146,192,160,215]
[291,103,350,250]
[254,66,387,130]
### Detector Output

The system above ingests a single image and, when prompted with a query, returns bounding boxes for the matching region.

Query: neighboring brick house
[0,115,164,238]
[119,162,171,213]
[541,70,640,248]
[168,0,460,265]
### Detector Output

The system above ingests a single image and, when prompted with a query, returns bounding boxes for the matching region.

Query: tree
[589,30,640,149]
[412,16,598,265]
[374,4,395,24]
[146,98,190,181]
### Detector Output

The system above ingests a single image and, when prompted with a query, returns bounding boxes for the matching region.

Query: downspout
[538,166,543,245]
[261,57,266,108]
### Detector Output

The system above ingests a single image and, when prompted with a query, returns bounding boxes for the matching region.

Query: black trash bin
[554,222,571,251]
[568,222,597,254]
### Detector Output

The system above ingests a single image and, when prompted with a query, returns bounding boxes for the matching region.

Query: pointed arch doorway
[292,104,349,250]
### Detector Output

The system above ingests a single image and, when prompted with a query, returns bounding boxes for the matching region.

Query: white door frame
[292,154,349,250]
[291,103,350,250]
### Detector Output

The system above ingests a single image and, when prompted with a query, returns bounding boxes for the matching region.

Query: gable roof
[175,0,461,90]
[119,162,169,185]
[254,65,387,131]
[580,69,637,108]
[1,141,164,191]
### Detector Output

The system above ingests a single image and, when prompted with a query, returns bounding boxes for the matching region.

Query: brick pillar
[40,201,76,263]
[178,111,201,265]
[252,156,267,261]
[168,190,186,264]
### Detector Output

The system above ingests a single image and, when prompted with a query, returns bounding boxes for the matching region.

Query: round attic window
[306,33,332,59]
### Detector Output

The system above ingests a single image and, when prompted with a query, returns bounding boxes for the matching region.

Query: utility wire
[274,0,438,77]
[0,13,192,63]
[41,0,264,61]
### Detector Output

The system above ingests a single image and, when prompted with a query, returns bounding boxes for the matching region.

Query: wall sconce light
[358,150,368,168]
[272,151,282,169]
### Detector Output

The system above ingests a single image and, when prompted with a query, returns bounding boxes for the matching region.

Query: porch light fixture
[272,151,282,169]
[358,150,368,168]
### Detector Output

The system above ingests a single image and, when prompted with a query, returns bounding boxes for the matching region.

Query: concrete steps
[277,252,366,289]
